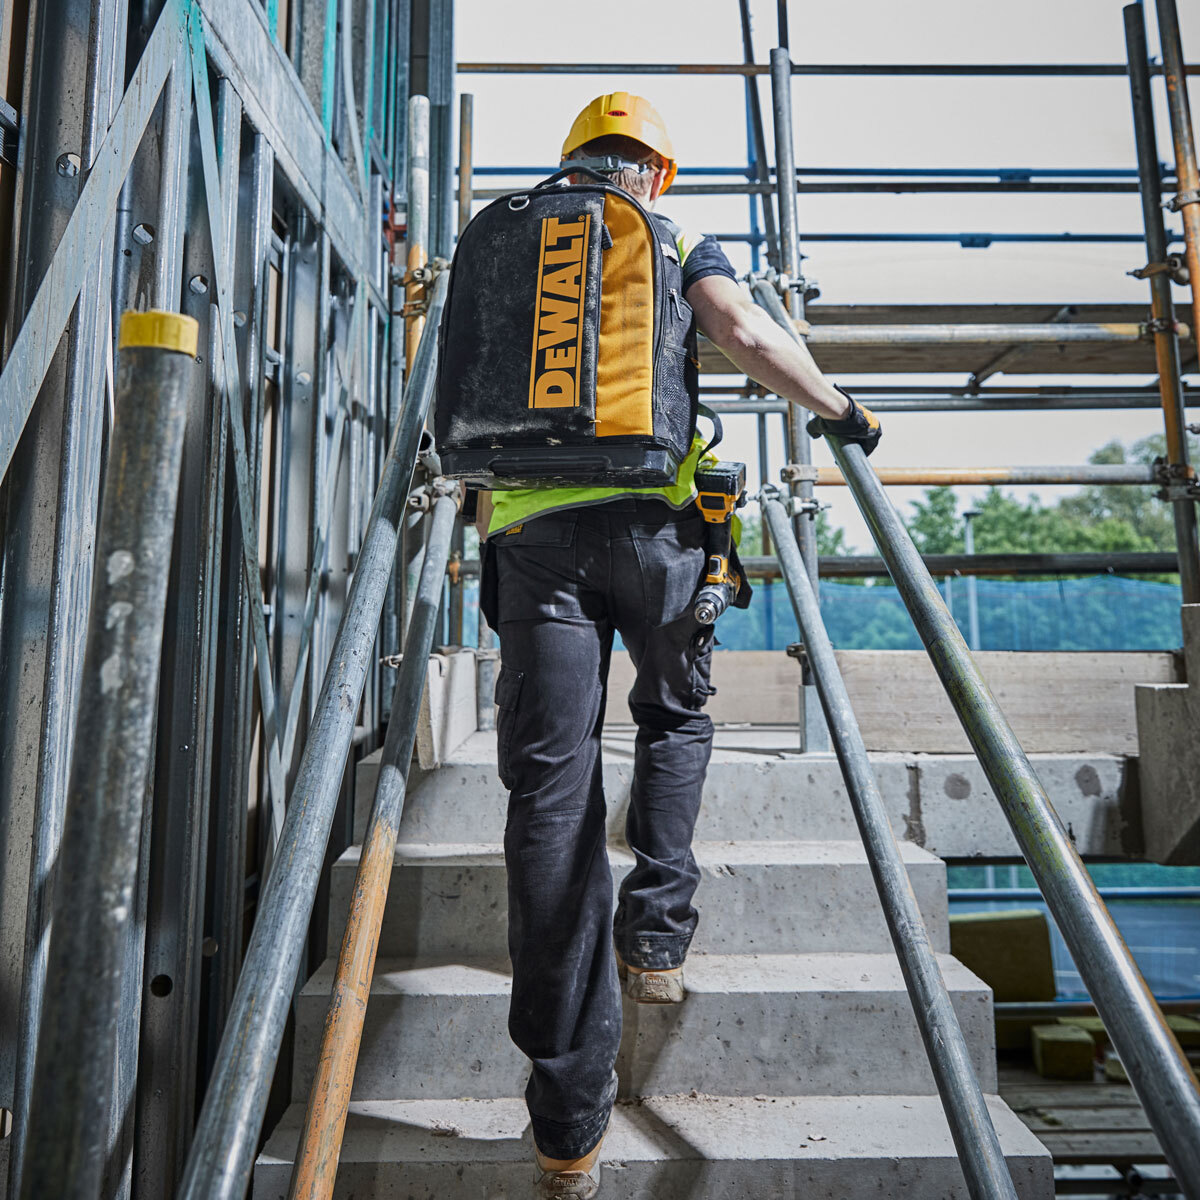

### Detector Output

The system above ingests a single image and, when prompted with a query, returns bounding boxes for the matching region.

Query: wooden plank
[1002,1086,1151,1111]
[1031,1131,1165,1165]
[604,649,1177,754]
[835,650,1176,754]
[699,338,1171,376]
[697,302,1192,376]
[1019,1107,1152,1133]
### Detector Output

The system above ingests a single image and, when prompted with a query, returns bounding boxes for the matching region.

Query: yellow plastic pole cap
[118,309,200,357]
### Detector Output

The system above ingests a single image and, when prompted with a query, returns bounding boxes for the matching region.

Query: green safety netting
[461,574,1182,651]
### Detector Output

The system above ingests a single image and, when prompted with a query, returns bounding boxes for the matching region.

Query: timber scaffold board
[999,1066,1170,1168]
[698,303,1200,376]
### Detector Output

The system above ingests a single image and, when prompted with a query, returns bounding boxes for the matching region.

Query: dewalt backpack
[434,169,698,489]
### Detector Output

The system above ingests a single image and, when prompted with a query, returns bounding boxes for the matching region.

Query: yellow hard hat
[561,92,678,193]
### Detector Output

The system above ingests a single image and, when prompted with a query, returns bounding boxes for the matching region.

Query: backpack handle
[533,165,615,190]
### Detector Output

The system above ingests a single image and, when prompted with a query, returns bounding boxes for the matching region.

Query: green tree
[968,486,1158,556]
[816,508,849,556]
[909,486,962,555]
[737,509,849,556]
[1059,433,1199,552]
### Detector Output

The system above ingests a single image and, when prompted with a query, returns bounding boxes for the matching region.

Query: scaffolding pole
[768,37,827,752]
[1125,2,1200,605]
[1156,0,1200,359]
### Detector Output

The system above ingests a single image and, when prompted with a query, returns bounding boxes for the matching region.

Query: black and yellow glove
[806,387,882,457]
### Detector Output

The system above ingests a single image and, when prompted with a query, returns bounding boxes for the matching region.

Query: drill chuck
[694,582,733,625]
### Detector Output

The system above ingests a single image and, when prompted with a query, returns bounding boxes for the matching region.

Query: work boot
[534,1131,605,1199]
[615,949,685,1004]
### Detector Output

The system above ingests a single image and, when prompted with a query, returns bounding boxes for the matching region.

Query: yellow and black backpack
[434,168,698,488]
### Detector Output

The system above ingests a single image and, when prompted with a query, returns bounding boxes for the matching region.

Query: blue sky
[455,0,1199,548]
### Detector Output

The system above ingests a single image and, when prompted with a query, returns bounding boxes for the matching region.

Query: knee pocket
[494,666,524,790]
[688,627,717,710]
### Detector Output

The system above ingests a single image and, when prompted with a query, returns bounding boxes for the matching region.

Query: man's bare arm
[686,274,849,421]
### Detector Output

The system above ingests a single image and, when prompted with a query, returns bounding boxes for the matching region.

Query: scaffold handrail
[176,271,449,1200]
[748,242,1200,1187]
[762,489,1019,1200]
[825,434,1200,1196]
[287,486,459,1198]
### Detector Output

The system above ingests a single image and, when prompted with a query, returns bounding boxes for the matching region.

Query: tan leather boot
[615,949,685,1004]
[534,1132,605,1199]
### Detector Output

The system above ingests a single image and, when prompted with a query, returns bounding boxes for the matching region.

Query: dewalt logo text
[528,214,590,409]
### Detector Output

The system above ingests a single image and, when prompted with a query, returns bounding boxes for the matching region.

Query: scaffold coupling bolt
[1168,187,1200,212]
[1129,255,1190,285]
[791,497,831,517]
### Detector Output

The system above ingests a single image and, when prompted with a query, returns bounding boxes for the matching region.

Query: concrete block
[1168,1014,1200,1048]
[949,909,1056,1002]
[911,753,1137,859]
[1135,682,1200,864]
[256,1094,1054,1199]
[292,952,997,1103]
[325,839,950,959]
[417,650,478,770]
[994,1018,1041,1053]
[1032,1024,1095,1080]
[1057,1015,1109,1052]
[1103,1052,1129,1084]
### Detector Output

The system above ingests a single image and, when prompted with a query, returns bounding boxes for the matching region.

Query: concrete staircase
[256,730,1053,1198]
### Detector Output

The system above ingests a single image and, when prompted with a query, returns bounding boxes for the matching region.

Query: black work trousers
[482,496,716,1159]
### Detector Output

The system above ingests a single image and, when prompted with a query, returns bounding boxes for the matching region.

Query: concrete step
[292,952,996,1103]
[256,1093,1054,1199]
[367,741,901,846]
[361,733,1133,858]
[326,839,949,960]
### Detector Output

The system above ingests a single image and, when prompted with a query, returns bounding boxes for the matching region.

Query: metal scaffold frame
[0,0,451,1194]
[453,0,1200,614]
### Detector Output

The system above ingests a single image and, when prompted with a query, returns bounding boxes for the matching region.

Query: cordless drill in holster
[693,461,746,625]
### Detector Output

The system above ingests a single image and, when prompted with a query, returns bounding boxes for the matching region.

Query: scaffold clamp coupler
[1168,187,1200,212]
[780,462,819,485]
[786,641,808,665]
[1141,316,1181,338]
[1129,255,1189,285]
[1163,482,1200,504]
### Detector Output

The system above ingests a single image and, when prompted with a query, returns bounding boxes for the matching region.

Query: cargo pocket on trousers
[494,666,525,790]
[630,516,707,628]
[688,627,717,711]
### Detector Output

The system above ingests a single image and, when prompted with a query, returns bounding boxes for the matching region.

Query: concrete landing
[256,1093,1053,1199]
